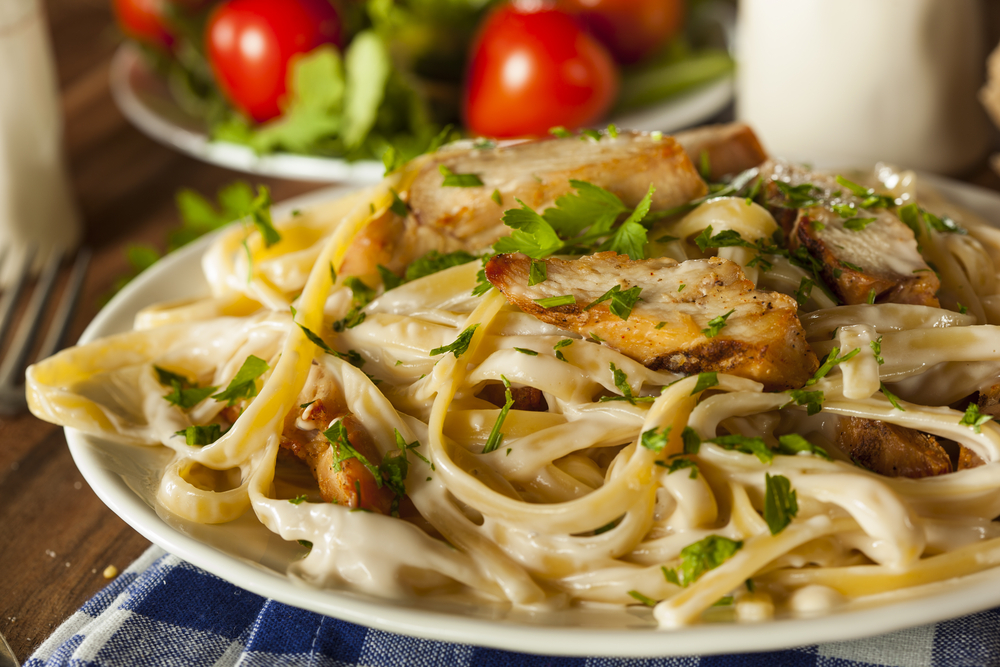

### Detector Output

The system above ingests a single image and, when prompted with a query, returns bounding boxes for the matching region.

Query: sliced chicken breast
[836,417,952,478]
[486,252,818,390]
[674,122,769,181]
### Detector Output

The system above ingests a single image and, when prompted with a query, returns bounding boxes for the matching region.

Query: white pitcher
[736,0,992,174]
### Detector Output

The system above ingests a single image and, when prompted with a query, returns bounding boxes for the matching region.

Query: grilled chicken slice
[760,160,940,306]
[837,417,952,478]
[674,123,769,181]
[408,132,708,250]
[486,252,818,390]
[978,383,1000,418]
[279,365,393,513]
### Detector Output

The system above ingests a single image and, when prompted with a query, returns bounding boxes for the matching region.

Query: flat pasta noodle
[23,150,1000,627]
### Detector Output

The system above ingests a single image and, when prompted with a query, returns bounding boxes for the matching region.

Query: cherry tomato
[206,0,343,122]
[112,0,175,51]
[463,3,618,139]
[561,0,684,65]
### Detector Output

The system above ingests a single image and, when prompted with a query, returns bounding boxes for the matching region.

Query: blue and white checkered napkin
[25,546,1000,667]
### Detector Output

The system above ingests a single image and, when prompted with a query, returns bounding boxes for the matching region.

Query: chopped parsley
[405,250,478,283]
[211,355,269,406]
[378,430,420,516]
[840,260,864,272]
[806,346,861,386]
[155,366,217,409]
[600,363,656,405]
[834,175,894,209]
[764,473,798,535]
[322,420,381,485]
[439,164,483,187]
[775,181,823,208]
[691,371,719,395]
[794,278,814,306]
[628,590,657,607]
[482,376,514,453]
[288,494,308,505]
[606,123,619,138]
[898,202,966,237]
[174,423,222,447]
[377,265,403,291]
[580,128,602,141]
[787,389,824,416]
[960,404,993,434]
[702,309,735,338]
[880,382,905,411]
[389,190,408,217]
[866,288,877,305]
[662,535,743,587]
[870,336,884,365]
[549,126,573,138]
[528,261,548,286]
[958,303,969,315]
[681,427,702,454]
[777,433,831,460]
[667,458,699,479]
[553,338,573,362]
[333,276,376,331]
[583,284,643,320]
[534,294,576,308]
[491,189,503,206]
[493,180,654,260]
[709,434,774,464]
[513,347,538,356]
[655,321,667,330]
[429,324,479,358]
[843,217,876,231]
[641,426,671,453]
[248,186,281,248]
[693,225,756,252]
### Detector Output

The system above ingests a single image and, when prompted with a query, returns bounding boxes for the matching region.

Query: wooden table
[2,1,1000,664]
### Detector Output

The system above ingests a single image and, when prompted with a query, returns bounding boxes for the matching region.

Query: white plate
[108,43,734,185]
[65,177,1000,657]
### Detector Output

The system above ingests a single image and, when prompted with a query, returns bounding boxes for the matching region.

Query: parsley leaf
[482,376,514,453]
[775,181,823,208]
[528,261,548,286]
[545,179,627,238]
[377,265,403,291]
[513,347,538,356]
[794,278,814,306]
[249,186,281,248]
[493,199,564,258]
[600,362,656,405]
[709,434,774,464]
[764,473,798,535]
[702,309,735,338]
[628,590,658,607]
[960,404,993,433]
[553,338,572,362]
[880,382,905,411]
[777,433,831,460]
[694,225,756,252]
[788,389,824,416]
[602,184,653,259]
[322,419,381,485]
[404,250,478,282]
[154,365,217,409]
[549,126,573,138]
[682,427,701,454]
[439,164,484,187]
[174,424,222,447]
[211,355,269,406]
[668,458,699,479]
[843,217,876,231]
[663,535,743,587]
[288,495,308,505]
[691,372,719,395]
[534,294,576,308]
[806,346,861,386]
[870,336,884,365]
[430,324,479,358]
[641,426,671,453]
[379,430,418,516]
[583,284,643,320]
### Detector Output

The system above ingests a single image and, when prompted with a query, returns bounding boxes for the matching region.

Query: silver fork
[0,246,91,416]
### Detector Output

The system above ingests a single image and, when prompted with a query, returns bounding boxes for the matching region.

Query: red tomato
[112,0,175,51]
[463,4,618,139]
[206,0,343,122]
[561,0,684,65]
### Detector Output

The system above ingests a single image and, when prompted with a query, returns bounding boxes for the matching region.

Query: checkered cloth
[25,546,1000,667]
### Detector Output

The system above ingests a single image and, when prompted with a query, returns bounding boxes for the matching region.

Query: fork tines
[0,246,91,415]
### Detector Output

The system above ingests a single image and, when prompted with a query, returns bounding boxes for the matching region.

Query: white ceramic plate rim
[64,176,1000,657]
[108,43,734,185]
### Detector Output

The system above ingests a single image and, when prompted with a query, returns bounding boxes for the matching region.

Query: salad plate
[61,176,1000,657]
[109,43,734,185]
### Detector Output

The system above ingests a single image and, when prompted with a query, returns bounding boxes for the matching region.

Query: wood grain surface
[0,1,317,661]
[2,0,1000,664]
